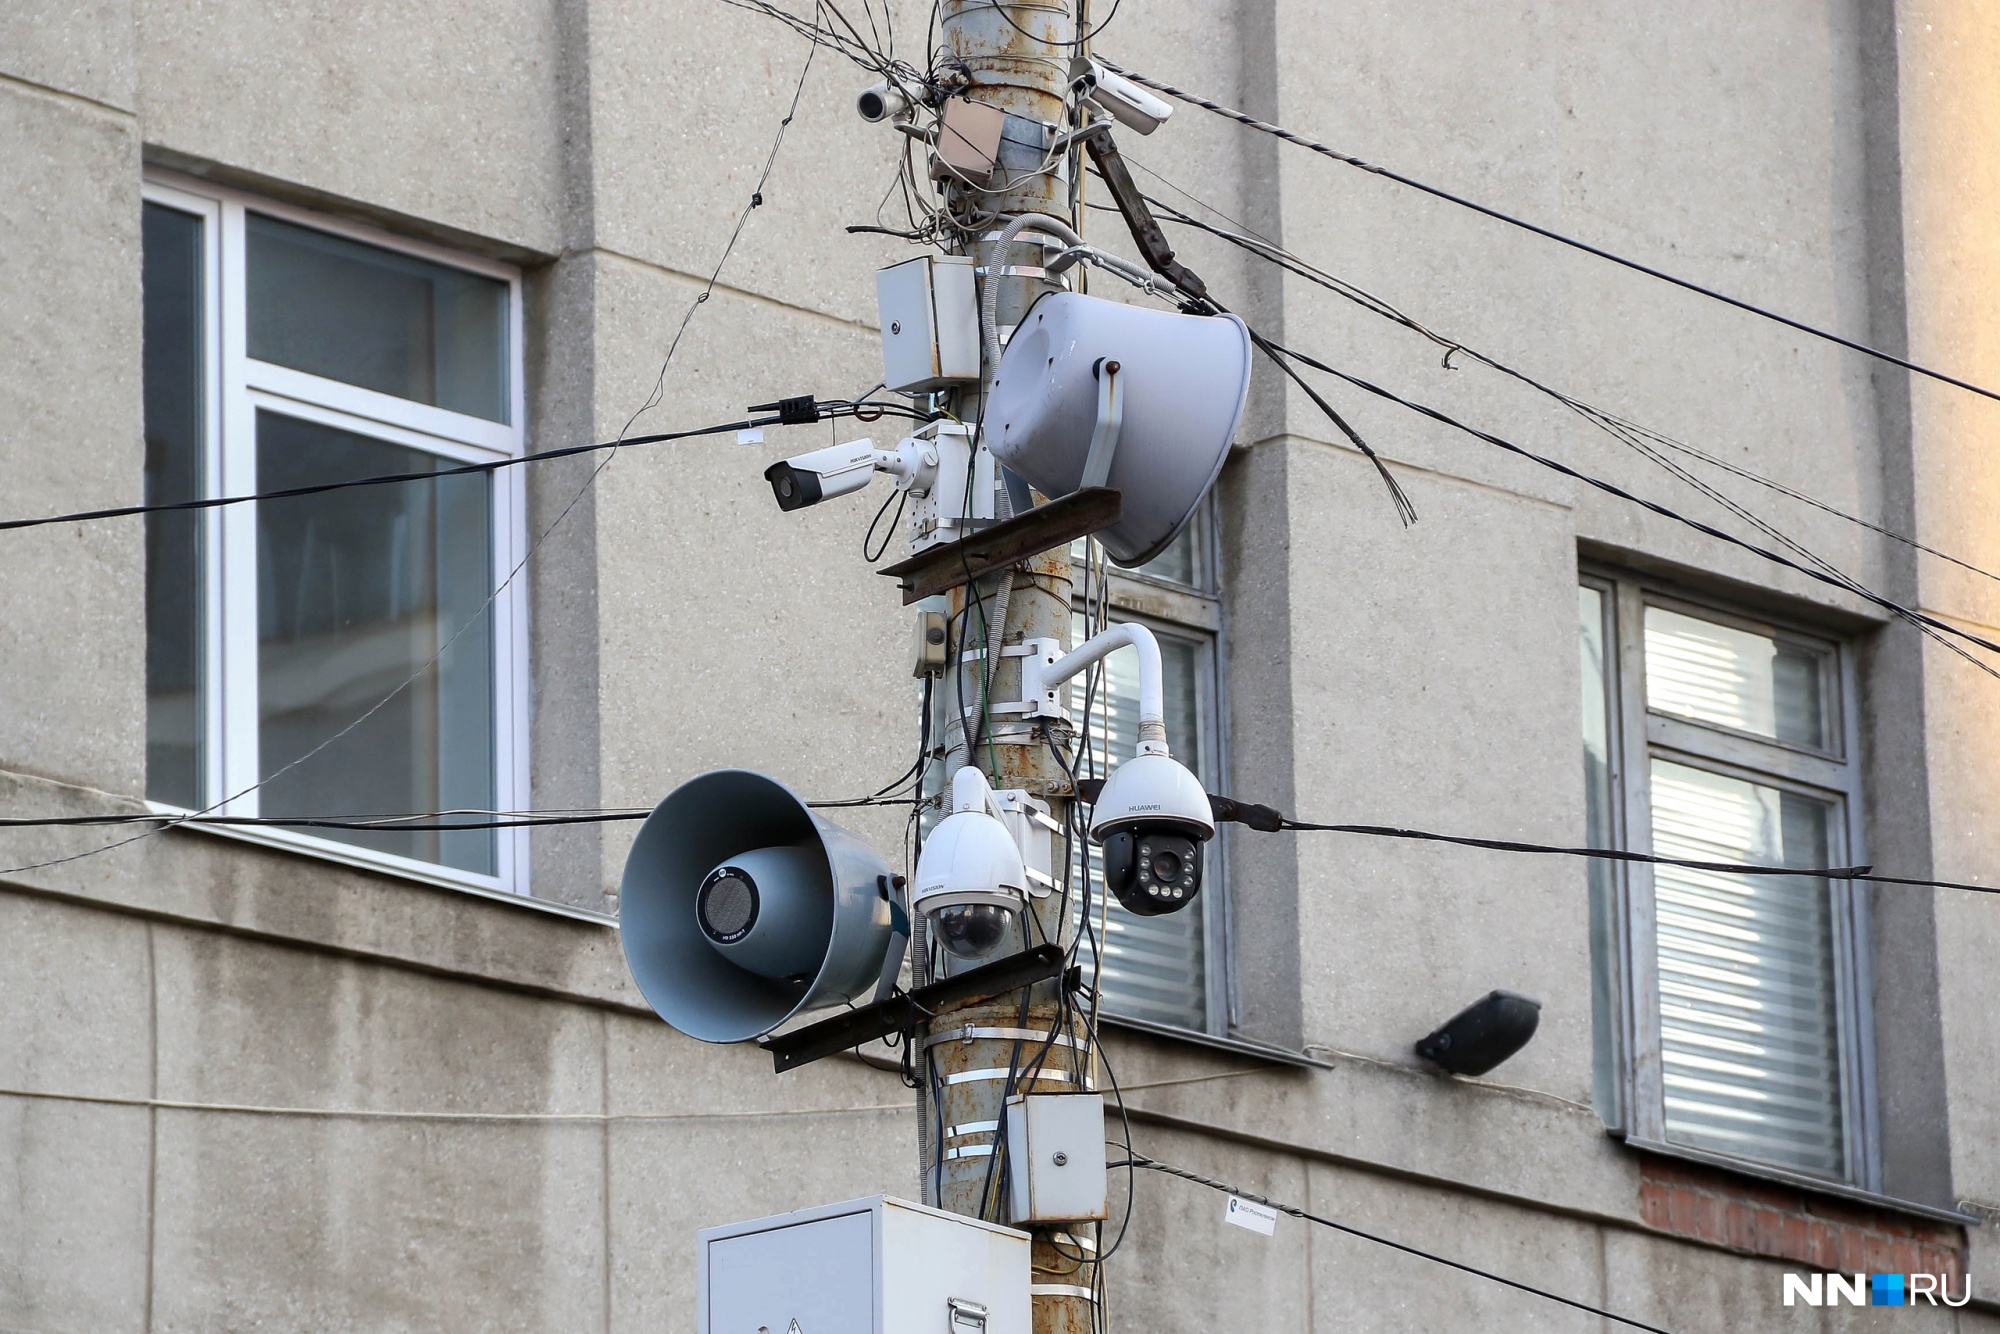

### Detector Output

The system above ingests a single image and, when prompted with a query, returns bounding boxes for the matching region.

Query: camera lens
[1152,847,1183,882]
[934,903,1012,959]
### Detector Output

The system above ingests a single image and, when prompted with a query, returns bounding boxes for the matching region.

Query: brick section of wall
[1638,1156,1966,1278]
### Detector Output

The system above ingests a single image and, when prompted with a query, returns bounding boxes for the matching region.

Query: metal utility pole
[919,3,1097,1331]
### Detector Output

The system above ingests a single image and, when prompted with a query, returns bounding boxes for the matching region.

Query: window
[1581,572,1873,1186]
[142,177,528,893]
[1069,515,1227,1034]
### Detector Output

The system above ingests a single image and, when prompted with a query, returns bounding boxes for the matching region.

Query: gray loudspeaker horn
[620,769,906,1043]
[984,292,1252,566]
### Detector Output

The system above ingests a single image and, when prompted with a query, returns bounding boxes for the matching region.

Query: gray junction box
[876,255,981,394]
[698,1195,1030,1334]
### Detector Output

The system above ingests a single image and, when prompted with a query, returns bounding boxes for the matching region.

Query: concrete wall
[3,0,1997,1329]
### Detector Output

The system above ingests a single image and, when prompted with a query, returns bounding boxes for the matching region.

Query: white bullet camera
[857,79,914,123]
[1070,58,1173,136]
[764,436,935,512]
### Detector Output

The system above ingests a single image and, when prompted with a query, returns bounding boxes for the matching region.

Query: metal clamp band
[944,1143,994,1160]
[941,1067,1091,1089]
[924,1026,1085,1050]
[1029,1284,1097,1301]
[944,1120,999,1139]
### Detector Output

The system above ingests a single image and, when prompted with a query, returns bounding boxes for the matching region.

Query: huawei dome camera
[1088,752,1215,917]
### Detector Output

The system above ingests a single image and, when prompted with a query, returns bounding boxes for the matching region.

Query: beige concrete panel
[0,766,637,1011]
[1897,1,2000,634]
[151,924,602,1115]
[1922,633,2000,1294]
[136,0,569,253]
[0,892,154,1098]
[1115,1044,1639,1228]
[1100,1126,1313,1332]
[1282,443,1595,1102]
[150,1113,604,1332]
[587,256,915,893]
[607,1110,919,1333]
[0,1,136,110]
[1299,1160,1606,1333]
[605,1007,900,1122]
[0,83,147,794]
[147,927,607,1330]
[0,1097,152,1334]
[585,0,920,327]
[1255,0,1892,618]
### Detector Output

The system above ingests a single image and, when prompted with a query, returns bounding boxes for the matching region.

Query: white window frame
[142,172,531,898]
[1075,508,1232,1037]
[1583,567,1877,1190]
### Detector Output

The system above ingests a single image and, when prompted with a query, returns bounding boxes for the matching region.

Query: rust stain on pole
[926,2,1099,1330]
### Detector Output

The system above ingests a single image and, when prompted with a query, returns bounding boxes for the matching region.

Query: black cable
[1143,192,2000,591]
[1098,61,2000,409]
[12,802,1998,897]
[1272,818,2000,899]
[861,485,908,562]
[4,418,775,533]
[1253,333,2000,671]
[1114,1154,1677,1334]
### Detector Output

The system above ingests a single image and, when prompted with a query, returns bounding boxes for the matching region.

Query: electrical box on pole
[699,1195,1031,1334]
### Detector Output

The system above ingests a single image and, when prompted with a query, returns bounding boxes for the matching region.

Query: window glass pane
[1069,613,1208,1030]
[247,214,509,423]
[255,411,495,872]
[1069,511,1204,591]
[1578,585,1621,1125]
[1644,606,1827,749]
[144,203,205,809]
[1649,759,1844,1177]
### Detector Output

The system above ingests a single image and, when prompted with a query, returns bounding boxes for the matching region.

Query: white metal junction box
[877,255,981,394]
[698,1195,1030,1334]
[1005,1093,1109,1224]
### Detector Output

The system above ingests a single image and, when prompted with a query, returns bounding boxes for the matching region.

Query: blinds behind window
[1070,618,1207,1031]
[1649,759,1845,1177]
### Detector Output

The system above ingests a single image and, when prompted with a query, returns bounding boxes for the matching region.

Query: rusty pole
[919,2,1098,1331]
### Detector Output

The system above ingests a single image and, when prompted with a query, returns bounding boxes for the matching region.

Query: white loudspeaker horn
[984,293,1252,566]
[620,770,907,1044]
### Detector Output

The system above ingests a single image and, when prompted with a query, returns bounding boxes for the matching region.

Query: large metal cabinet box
[699,1195,1030,1334]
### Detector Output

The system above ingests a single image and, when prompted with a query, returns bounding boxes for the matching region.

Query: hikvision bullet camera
[764,437,934,512]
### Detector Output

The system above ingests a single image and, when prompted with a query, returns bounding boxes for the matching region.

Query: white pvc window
[1069,513,1228,1034]
[142,175,529,895]
[1580,573,1873,1185]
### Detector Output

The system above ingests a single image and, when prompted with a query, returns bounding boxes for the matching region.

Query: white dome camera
[913,767,1028,962]
[1088,753,1215,917]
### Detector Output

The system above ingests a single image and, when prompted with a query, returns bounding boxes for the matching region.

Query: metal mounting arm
[1022,622,1170,756]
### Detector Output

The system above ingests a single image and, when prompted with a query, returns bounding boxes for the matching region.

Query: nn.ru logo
[1782,1272,1970,1307]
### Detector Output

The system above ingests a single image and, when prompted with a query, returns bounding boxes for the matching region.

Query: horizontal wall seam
[1122,1102,1995,1292]
[0,68,136,119]
[1242,429,1574,514]
[0,878,651,1016]
[0,1085,910,1124]
[592,245,881,335]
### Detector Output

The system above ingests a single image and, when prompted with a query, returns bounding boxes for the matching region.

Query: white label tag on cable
[1225,1197,1277,1236]
[736,428,765,446]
